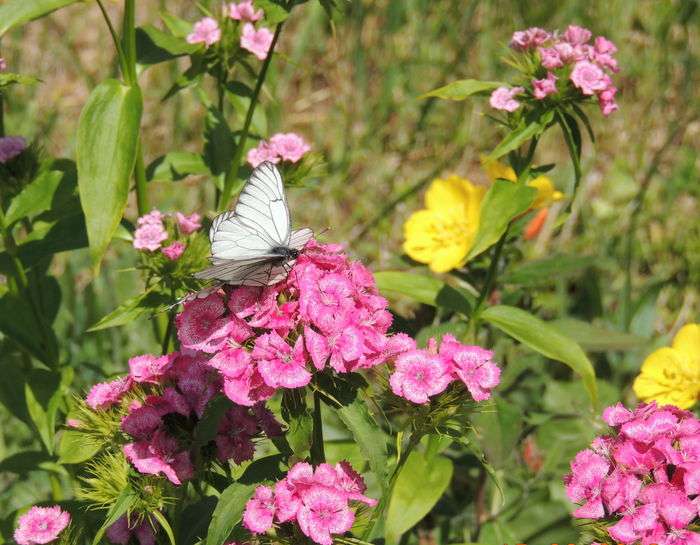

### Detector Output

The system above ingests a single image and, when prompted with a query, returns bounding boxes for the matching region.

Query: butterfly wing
[195,256,286,285]
[289,228,314,251]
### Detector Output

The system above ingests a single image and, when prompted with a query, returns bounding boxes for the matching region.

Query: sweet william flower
[489,86,524,112]
[243,486,276,533]
[563,24,592,45]
[0,136,27,163]
[390,350,452,404]
[14,506,70,545]
[129,354,172,384]
[253,332,312,388]
[570,60,608,95]
[509,27,550,50]
[403,175,485,273]
[633,324,700,409]
[227,0,263,21]
[123,429,194,485]
[246,141,280,167]
[86,377,131,409]
[187,17,221,47]
[296,486,355,545]
[161,241,186,261]
[269,132,311,162]
[240,23,273,60]
[532,72,558,99]
[175,212,201,234]
[133,222,168,252]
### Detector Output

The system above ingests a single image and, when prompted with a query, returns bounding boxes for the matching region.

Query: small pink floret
[187,17,221,47]
[240,23,274,60]
[14,506,70,545]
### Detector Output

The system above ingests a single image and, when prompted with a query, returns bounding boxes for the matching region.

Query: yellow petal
[634,346,700,409]
[528,176,564,209]
[480,155,516,182]
[672,323,700,362]
[424,176,476,211]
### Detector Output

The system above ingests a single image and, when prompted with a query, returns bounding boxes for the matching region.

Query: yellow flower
[403,175,485,273]
[480,156,564,209]
[633,323,700,409]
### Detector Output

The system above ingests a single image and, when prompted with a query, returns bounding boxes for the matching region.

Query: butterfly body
[195,162,313,286]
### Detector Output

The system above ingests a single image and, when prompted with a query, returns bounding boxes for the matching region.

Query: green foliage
[205,483,257,545]
[0,0,79,36]
[422,79,505,100]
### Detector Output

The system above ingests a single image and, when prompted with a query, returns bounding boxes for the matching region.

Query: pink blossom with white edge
[246,140,280,167]
[133,222,168,252]
[14,506,71,545]
[240,23,273,60]
[269,132,311,163]
[129,353,172,384]
[161,241,186,261]
[86,377,131,410]
[570,60,608,95]
[389,350,452,404]
[489,86,524,112]
[227,1,263,22]
[532,72,558,100]
[187,17,221,47]
[175,212,202,234]
[510,27,550,50]
[0,136,27,163]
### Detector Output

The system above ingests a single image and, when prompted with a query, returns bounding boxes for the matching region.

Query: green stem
[218,23,284,210]
[310,391,325,465]
[474,224,510,313]
[95,0,130,79]
[121,0,138,86]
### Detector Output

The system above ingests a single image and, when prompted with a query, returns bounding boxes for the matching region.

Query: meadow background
[1,0,699,542]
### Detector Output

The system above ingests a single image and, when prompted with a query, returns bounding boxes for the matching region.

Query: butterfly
[195,161,314,286]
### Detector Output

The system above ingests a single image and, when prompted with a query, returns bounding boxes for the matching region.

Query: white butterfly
[195,161,314,286]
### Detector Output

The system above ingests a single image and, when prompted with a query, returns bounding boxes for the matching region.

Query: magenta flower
[489,86,524,112]
[563,24,592,45]
[509,27,550,50]
[175,212,201,234]
[176,293,251,353]
[240,23,273,60]
[538,47,564,69]
[253,332,311,388]
[443,342,501,401]
[227,0,263,22]
[335,460,377,506]
[296,486,355,545]
[133,222,168,252]
[123,430,194,485]
[269,133,311,163]
[0,136,27,163]
[106,516,155,545]
[209,347,274,406]
[129,354,172,384]
[120,403,162,439]
[14,506,70,545]
[532,72,558,100]
[215,406,258,463]
[161,241,186,261]
[187,17,221,47]
[389,350,452,404]
[243,486,276,533]
[246,140,280,167]
[564,449,611,518]
[570,60,608,95]
[86,376,131,410]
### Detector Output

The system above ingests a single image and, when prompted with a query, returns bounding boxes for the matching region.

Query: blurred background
[1,0,699,539]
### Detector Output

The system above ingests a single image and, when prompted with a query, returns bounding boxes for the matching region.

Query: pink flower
[14,506,70,545]
[227,1,263,22]
[489,86,524,112]
[161,241,186,261]
[246,140,279,167]
[243,486,276,533]
[253,332,311,388]
[209,347,274,406]
[86,377,131,410]
[176,293,252,353]
[334,461,377,506]
[269,133,311,163]
[129,354,172,384]
[603,402,633,426]
[0,136,27,163]
[240,23,273,60]
[510,27,550,50]
[133,223,168,252]
[121,403,162,439]
[570,60,608,95]
[532,72,558,100]
[538,47,563,69]
[123,430,193,485]
[215,407,258,463]
[0,58,6,72]
[443,341,501,401]
[598,86,619,116]
[296,486,355,545]
[106,516,155,545]
[563,25,592,45]
[564,449,611,518]
[137,210,163,226]
[389,350,452,404]
[187,17,221,47]
[175,212,201,234]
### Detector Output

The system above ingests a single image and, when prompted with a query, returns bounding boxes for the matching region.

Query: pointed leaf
[88,289,172,332]
[205,483,257,545]
[0,0,79,36]
[4,169,63,227]
[374,271,473,315]
[92,487,137,545]
[421,79,505,100]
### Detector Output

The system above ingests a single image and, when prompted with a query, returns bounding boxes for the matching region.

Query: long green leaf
[88,289,172,332]
[4,169,63,227]
[500,255,597,286]
[550,318,645,352]
[57,430,102,464]
[374,271,473,315]
[151,510,176,545]
[77,79,143,273]
[92,487,137,545]
[384,450,454,544]
[0,0,79,36]
[481,305,597,405]
[205,483,257,545]
[421,79,504,100]
[466,180,536,261]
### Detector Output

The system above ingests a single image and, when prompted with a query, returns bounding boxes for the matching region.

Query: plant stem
[121,0,138,86]
[218,23,284,210]
[95,0,130,79]
[310,391,325,465]
[474,224,510,313]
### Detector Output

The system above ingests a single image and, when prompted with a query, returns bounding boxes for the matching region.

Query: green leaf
[374,271,473,315]
[501,255,596,286]
[466,180,536,261]
[335,396,388,491]
[253,0,289,24]
[77,79,143,273]
[152,510,176,545]
[24,368,73,454]
[159,11,193,38]
[488,111,553,160]
[92,487,137,545]
[136,25,199,65]
[146,151,210,182]
[0,0,79,36]
[204,107,235,177]
[88,289,172,332]
[205,483,257,545]
[193,396,232,448]
[176,497,217,545]
[384,449,454,544]
[0,291,57,364]
[4,169,63,227]
[421,79,504,100]
[281,390,313,459]
[415,321,469,347]
[0,72,40,87]
[481,305,597,405]
[0,450,50,476]
[550,318,645,352]
[57,430,102,464]
[556,109,582,192]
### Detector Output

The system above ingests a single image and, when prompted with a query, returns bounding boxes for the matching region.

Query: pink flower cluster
[132,210,201,259]
[246,132,311,167]
[0,135,27,163]
[493,25,620,116]
[14,506,70,545]
[390,335,500,404]
[564,402,700,545]
[244,461,376,545]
